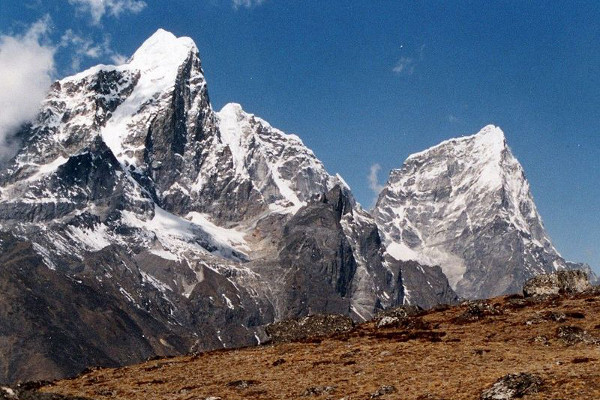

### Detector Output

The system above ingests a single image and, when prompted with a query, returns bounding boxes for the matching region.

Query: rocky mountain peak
[473,123,505,140]
[399,125,509,195]
[219,102,245,116]
[375,125,569,299]
[128,29,199,76]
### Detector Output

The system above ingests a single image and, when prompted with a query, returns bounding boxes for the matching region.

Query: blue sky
[1,1,598,271]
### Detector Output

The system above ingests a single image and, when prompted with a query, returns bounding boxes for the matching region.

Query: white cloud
[392,56,415,75]
[68,0,146,25]
[110,53,128,65]
[0,16,55,163]
[392,44,425,76]
[233,0,266,9]
[368,163,385,207]
[60,30,126,70]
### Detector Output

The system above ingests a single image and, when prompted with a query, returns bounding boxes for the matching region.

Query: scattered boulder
[453,300,502,324]
[555,325,598,345]
[523,270,591,298]
[0,386,91,400]
[480,373,543,399]
[504,296,530,310]
[370,385,397,398]
[376,315,402,329]
[265,314,354,344]
[226,380,259,389]
[525,311,566,325]
[301,386,336,397]
[272,358,286,366]
[572,357,596,363]
[374,306,424,329]
[1,388,16,400]
[376,305,423,320]
[529,335,550,346]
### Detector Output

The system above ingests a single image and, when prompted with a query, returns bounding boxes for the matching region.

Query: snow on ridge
[52,28,203,169]
[216,103,252,178]
[334,173,351,191]
[128,28,198,72]
[60,29,197,84]
[405,124,505,162]
[218,103,309,149]
[386,125,509,196]
[60,64,118,84]
[216,102,337,211]
[121,204,248,262]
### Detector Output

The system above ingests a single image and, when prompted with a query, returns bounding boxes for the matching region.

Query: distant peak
[148,28,176,41]
[129,29,198,68]
[474,124,505,141]
[470,125,507,155]
[406,125,506,162]
[220,103,245,115]
[152,28,175,38]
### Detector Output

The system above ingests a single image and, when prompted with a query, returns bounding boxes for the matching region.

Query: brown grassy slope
[41,291,600,400]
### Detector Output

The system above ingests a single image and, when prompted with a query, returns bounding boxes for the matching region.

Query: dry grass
[40,292,600,399]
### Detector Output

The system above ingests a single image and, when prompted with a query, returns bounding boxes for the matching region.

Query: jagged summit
[215,102,336,213]
[219,102,245,114]
[406,124,506,161]
[218,102,308,147]
[61,29,199,84]
[374,125,569,299]
[402,125,508,193]
[129,29,198,70]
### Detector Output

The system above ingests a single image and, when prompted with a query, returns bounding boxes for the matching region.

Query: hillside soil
[38,290,600,399]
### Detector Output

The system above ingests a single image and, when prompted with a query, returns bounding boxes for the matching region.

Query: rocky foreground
[3,276,599,400]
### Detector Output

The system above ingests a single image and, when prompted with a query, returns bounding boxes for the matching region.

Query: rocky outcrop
[0,233,196,384]
[1,385,90,400]
[480,373,543,400]
[264,314,354,344]
[272,186,358,318]
[395,259,459,308]
[374,305,423,329]
[522,270,591,297]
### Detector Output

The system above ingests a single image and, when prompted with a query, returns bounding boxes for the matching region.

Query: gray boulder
[522,270,591,297]
[480,373,543,399]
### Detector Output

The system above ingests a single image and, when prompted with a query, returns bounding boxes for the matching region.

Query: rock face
[264,314,354,344]
[522,270,591,297]
[0,29,455,383]
[480,373,543,400]
[374,125,583,299]
[0,232,195,384]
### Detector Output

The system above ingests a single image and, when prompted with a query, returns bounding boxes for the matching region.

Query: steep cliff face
[0,29,455,384]
[374,125,573,299]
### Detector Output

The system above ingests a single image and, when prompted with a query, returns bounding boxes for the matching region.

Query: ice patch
[148,249,179,261]
[66,224,111,252]
[222,293,234,309]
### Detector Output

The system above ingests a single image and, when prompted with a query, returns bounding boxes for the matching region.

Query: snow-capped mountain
[0,29,456,383]
[374,125,579,299]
